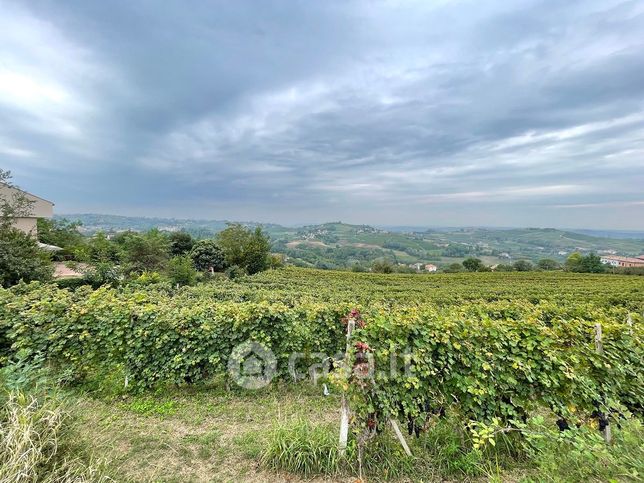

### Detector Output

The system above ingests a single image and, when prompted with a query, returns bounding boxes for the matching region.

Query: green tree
[564,252,604,273]
[216,224,251,267]
[36,218,83,247]
[168,231,194,256]
[513,260,533,272]
[565,252,584,272]
[244,227,271,275]
[37,218,85,261]
[167,255,198,286]
[82,262,123,288]
[0,228,53,287]
[443,262,464,273]
[494,264,515,272]
[0,169,34,230]
[225,265,246,280]
[371,258,394,273]
[267,253,285,269]
[190,239,226,272]
[537,258,560,271]
[121,229,170,274]
[216,224,271,275]
[581,253,605,273]
[0,170,53,287]
[462,257,484,272]
[86,232,120,263]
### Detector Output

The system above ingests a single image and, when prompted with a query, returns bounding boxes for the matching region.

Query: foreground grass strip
[0,391,111,482]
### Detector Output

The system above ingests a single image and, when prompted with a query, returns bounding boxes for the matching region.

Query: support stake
[594,323,612,444]
[338,317,355,456]
[339,395,350,456]
[389,419,412,456]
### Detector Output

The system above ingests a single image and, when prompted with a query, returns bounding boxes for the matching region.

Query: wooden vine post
[594,322,612,444]
[338,316,355,456]
[338,312,412,458]
[389,418,413,456]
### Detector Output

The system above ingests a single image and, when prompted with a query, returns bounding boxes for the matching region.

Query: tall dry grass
[0,391,111,482]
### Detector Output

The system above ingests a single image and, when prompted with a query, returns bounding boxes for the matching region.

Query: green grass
[261,419,345,476]
[69,382,341,482]
[2,363,642,482]
[126,397,176,416]
[56,380,643,482]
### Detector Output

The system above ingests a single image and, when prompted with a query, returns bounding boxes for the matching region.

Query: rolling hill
[57,214,644,270]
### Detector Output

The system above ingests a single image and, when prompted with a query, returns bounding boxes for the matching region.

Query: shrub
[0,228,53,288]
[537,258,560,271]
[130,271,167,286]
[513,260,533,271]
[225,265,246,280]
[371,258,394,273]
[82,262,123,288]
[443,262,464,273]
[54,277,88,290]
[494,264,515,272]
[167,255,197,286]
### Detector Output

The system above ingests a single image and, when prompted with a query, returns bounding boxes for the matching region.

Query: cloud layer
[2,0,643,228]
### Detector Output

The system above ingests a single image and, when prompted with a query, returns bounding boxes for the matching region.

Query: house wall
[0,184,53,218]
[601,257,644,268]
[30,197,53,218]
[0,184,53,236]
[13,217,38,235]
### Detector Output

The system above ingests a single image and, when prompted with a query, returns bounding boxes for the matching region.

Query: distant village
[408,262,438,272]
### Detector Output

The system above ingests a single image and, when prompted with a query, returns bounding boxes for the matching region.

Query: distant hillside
[57,213,293,239]
[568,229,644,240]
[274,225,644,269]
[57,214,644,270]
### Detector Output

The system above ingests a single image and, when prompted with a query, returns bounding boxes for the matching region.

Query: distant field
[196,266,644,309]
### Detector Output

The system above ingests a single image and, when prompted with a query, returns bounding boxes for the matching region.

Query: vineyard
[1,268,643,481]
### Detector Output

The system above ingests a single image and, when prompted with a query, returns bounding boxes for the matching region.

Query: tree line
[443,253,607,273]
[0,170,276,288]
[39,221,276,287]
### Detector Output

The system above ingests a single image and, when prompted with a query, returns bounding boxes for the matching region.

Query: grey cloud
[1,0,643,228]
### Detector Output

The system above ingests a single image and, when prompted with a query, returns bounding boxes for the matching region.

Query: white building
[0,183,54,237]
[600,255,644,268]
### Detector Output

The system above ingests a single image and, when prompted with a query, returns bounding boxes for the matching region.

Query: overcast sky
[1,0,643,229]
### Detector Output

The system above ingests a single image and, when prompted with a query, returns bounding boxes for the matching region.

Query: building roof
[0,183,55,206]
[38,242,63,252]
[0,183,54,219]
[600,255,644,264]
